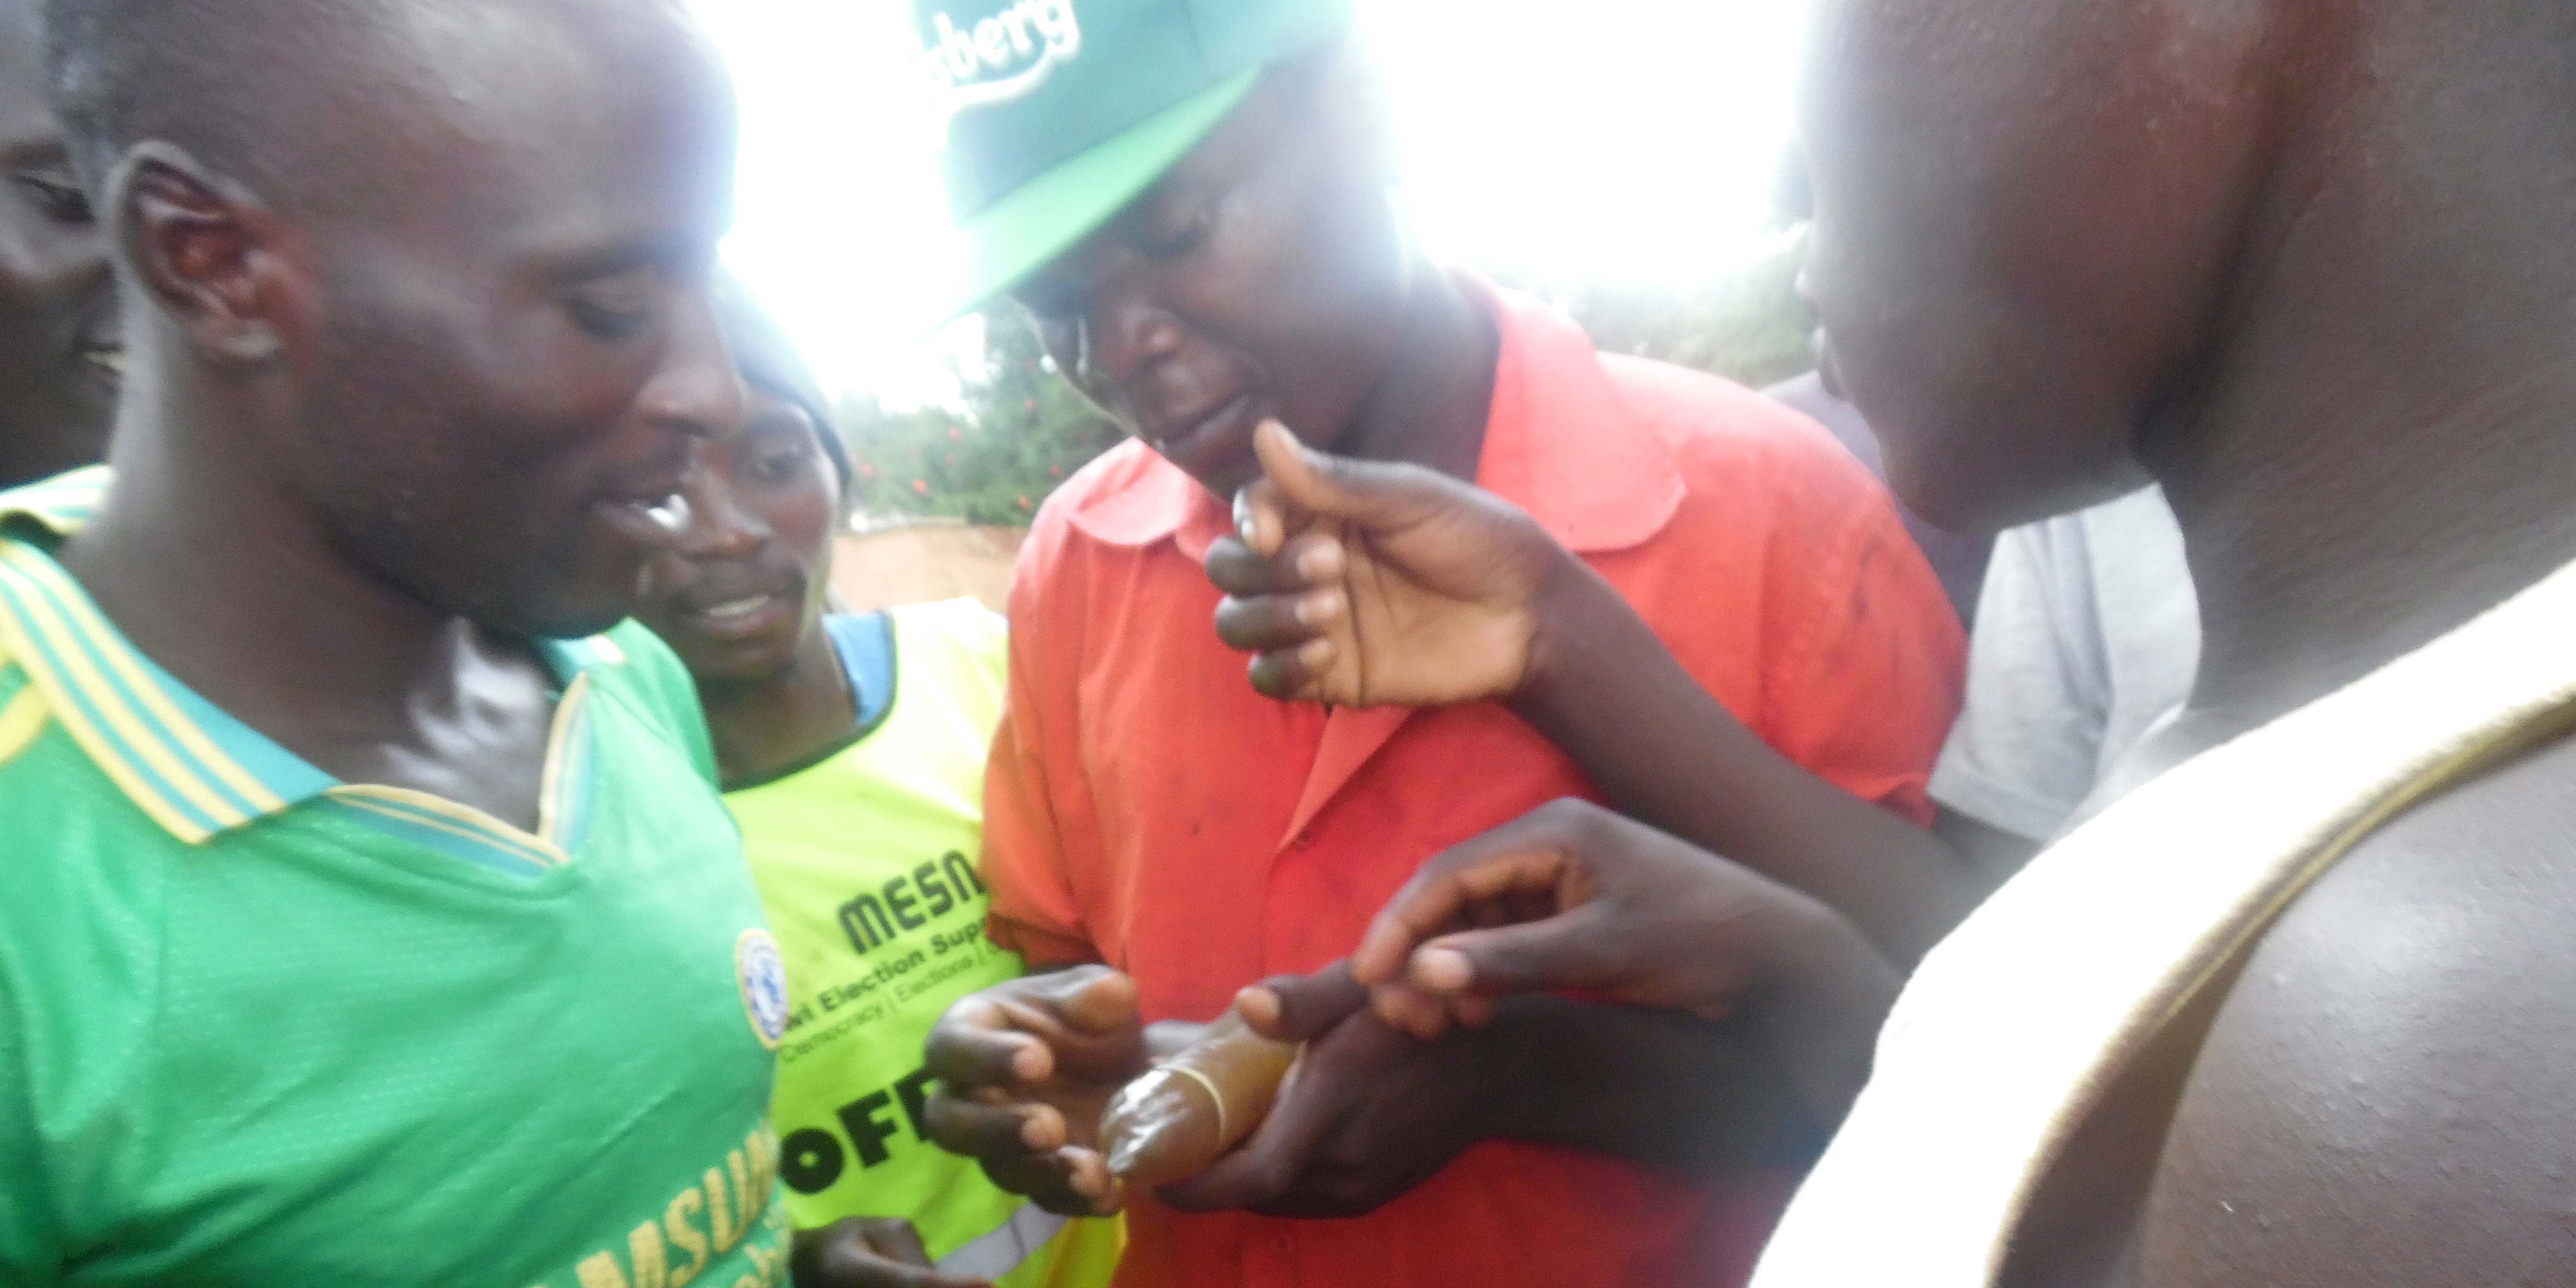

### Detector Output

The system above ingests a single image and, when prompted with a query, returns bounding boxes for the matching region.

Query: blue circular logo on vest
[736,929,790,1050]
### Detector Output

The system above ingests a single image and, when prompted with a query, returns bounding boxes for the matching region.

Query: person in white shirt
[1930,486,2197,880]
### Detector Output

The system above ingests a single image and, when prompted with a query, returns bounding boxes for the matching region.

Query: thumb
[860,1216,940,1267]
[794,1218,995,1288]
[1407,912,1613,1001]
[1052,969,1140,1036]
[1253,419,1448,533]
[1235,961,1370,1042]
[874,1224,995,1288]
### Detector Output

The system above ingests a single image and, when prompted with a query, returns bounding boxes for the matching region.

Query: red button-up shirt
[983,281,1966,1288]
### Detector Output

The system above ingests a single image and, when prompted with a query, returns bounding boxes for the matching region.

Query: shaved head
[48,0,369,206]
[45,0,725,225]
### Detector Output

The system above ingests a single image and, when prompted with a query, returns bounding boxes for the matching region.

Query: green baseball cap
[913,0,1355,318]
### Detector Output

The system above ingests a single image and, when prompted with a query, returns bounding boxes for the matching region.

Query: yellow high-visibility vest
[727,600,1121,1288]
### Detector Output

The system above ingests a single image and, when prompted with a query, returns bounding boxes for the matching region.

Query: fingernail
[1236,986,1280,1028]
[1298,638,1334,669]
[1011,1044,1049,1082]
[1296,590,1344,627]
[1296,541,1344,581]
[1414,948,1473,992]
[1370,989,1413,1027]
[1021,1109,1063,1150]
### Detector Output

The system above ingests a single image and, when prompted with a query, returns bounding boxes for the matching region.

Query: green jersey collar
[2,463,108,532]
[0,468,624,851]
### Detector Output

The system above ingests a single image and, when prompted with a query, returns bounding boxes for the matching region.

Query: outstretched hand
[1205,420,1575,708]
[1152,964,1524,1219]
[920,968,1150,1216]
[1246,800,1888,1043]
[1238,801,1903,1126]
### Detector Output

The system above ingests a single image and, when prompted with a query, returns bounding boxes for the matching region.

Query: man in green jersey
[637,283,1122,1288]
[0,1,797,1284]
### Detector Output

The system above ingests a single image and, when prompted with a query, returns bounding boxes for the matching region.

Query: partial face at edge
[1011,50,1412,500]
[0,1,116,487]
[1799,0,2274,531]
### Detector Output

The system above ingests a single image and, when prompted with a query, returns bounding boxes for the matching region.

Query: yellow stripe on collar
[0,544,250,839]
[0,465,108,536]
[326,786,569,870]
[0,543,289,816]
[0,682,46,768]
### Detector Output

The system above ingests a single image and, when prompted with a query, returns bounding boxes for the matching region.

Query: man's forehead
[310,0,734,241]
[373,0,721,131]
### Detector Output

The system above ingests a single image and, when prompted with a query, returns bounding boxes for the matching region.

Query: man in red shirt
[915,2,1973,1285]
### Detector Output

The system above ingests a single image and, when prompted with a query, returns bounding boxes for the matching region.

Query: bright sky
[693,0,1813,406]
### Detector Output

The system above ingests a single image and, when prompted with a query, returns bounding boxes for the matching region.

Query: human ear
[106,141,293,364]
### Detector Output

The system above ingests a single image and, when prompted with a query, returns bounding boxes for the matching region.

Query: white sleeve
[1929,516,2115,841]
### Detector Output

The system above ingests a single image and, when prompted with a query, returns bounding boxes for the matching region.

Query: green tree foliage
[841,307,1124,526]
[845,235,1816,524]
[1489,229,1815,391]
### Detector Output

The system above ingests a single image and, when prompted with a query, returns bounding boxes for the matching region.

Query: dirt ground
[828,522,1027,615]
